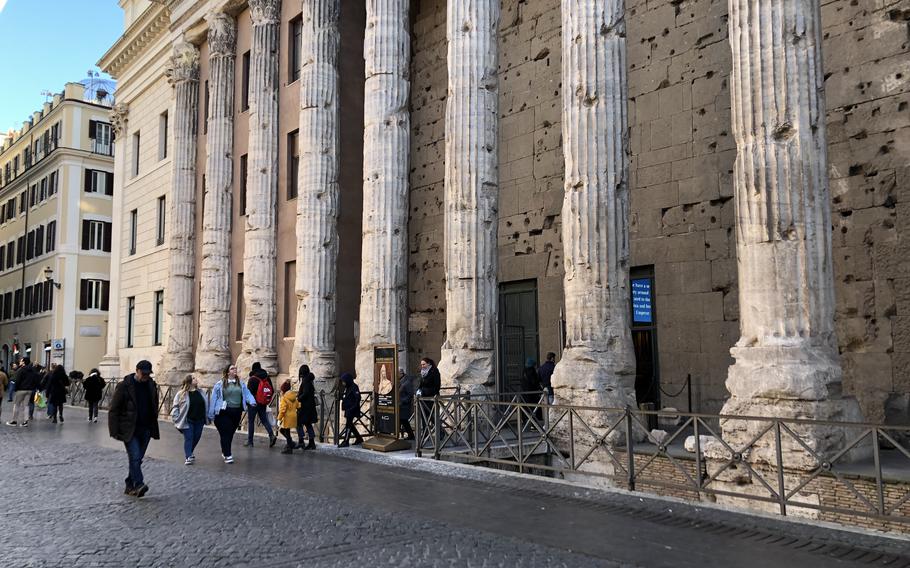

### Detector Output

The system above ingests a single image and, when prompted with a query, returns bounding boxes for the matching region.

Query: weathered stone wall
[407,0,909,417]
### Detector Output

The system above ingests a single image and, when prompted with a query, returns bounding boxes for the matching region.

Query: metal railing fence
[414,393,910,525]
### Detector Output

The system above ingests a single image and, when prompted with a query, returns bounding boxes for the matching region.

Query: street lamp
[44,266,61,289]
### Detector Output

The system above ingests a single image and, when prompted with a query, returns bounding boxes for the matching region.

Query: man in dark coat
[82,369,105,423]
[398,369,415,440]
[296,365,318,450]
[47,365,70,423]
[108,360,160,498]
[7,358,40,426]
[338,373,363,447]
[416,358,442,441]
[538,352,556,404]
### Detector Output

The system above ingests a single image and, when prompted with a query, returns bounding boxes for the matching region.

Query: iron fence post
[318,391,325,443]
[415,395,422,458]
[773,419,787,516]
[694,417,703,497]
[433,395,441,460]
[517,401,524,474]
[872,427,885,516]
[625,407,635,491]
[569,410,575,471]
[334,391,341,446]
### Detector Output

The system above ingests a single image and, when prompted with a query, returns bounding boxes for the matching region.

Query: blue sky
[0,0,122,135]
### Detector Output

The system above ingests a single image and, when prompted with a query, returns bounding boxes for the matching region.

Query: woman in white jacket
[171,375,208,465]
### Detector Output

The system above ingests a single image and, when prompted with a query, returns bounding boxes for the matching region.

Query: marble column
[355,0,411,384]
[550,0,637,412]
[195,13,236,385]
[722,0,862,462]
[237,0,280,376]
[160,39,199,385]
[98,103,129,381]
[440,0,500,390]
[291,0,340,387]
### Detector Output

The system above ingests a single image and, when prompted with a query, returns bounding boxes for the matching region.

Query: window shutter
[79,280,88,310]
[105,172,114,195]
[103,222,112,252]
[101,281,110,311]
[46,281,53,311]
[88,120,97,139]
[81,220,90,250]
[84,169,92,192]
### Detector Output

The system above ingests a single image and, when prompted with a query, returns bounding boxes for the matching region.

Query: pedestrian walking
[6,363,16,403]
[338,372,363,447]
[38,365,55,419]
[538,352,556,405]
[108,360,160,498]
[0,367,8,421]
[244,362,277,448]
[171,375,208,465]
[521,358,543,422]
[398,368,415,440]
[277,380,299,454]
[47,364,70,423]
[83,369,106,423]
[208,364,256,464]
[7,358,40,427]
[296,365,318,451]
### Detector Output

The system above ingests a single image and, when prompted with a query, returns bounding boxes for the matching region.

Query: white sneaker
[224,455,234,464]
[93,418,98,423]
[87,418,92,422]
[187,455,196,464]
[184,458,193,465]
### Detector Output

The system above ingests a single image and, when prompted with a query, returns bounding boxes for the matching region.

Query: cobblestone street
[1,411,908,568]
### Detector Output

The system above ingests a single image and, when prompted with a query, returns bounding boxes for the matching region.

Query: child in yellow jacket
[277,380,300,454]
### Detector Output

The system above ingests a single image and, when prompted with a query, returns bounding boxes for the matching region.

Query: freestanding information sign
[363,344,411,452]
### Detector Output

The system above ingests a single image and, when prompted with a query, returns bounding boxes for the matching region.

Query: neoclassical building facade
[98,0,908,434]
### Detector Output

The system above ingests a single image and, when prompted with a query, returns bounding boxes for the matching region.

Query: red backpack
[255,377,274,406]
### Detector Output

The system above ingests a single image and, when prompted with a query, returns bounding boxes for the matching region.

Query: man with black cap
[108,360,160,498]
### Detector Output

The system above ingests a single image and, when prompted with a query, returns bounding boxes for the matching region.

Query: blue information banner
[631,278,652,324]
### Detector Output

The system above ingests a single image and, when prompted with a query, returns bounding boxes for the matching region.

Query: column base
[97,356,123,382]
[439,345,494,393]
[720,345,867,470]
[158,352,195,386]
[290,350,338,394]
[194,350,233,387]
[236,350,278,378]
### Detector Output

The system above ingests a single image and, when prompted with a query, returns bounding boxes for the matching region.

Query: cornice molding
[98,3,170,79]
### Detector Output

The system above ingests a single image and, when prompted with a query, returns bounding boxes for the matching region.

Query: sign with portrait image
[373,345,398,437]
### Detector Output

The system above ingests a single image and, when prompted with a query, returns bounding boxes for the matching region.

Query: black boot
[306,439,316,450]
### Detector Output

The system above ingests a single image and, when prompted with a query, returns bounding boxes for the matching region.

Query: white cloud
[0,0,7,14]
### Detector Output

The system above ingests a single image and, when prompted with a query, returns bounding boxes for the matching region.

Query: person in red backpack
[245,362,277,448]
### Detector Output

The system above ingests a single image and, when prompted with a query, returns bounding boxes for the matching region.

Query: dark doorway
[498,280,539,395]
[631,266,660,408]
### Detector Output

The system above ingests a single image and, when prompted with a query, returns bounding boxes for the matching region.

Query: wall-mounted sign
[51,339,65,351]
[632,278,653,324]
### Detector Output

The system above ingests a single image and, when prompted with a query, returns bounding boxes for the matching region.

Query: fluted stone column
[355,0,411,384]
[237,0,280,376]
[440,0,500,391]
[721,0,862,464]
[160,39,199,385]
[195,13,236,385]
[291,0,340,388]
[98,103,129,381]
[550,0,637,413]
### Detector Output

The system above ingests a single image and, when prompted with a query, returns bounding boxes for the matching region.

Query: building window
[29,184,36,207]
[126,296,135,348]
[90,121,113,156]
[129,209,138,255]
[156,196,166,246]
[236,272,244,340]
[46,221,56,252]
[241,50,251,112]
[35,225,44,257]
[84,169,114,195]
[43,279,53,312]
[158,111,168,160]
[39,178,47,202]
[25,230,34,261]
[6,242,13,269]
[18,192,25,214]
[284,261,296,337]
[80,279,110,311]
[13,289,22,317]
[153,290,164,346]
[239,154,248,215]
[82,220,112,252]
[132,132,140,177]
[289,16,302,83]
[287,130,299,200]
[48,170,58,196]
[16,236,24,265]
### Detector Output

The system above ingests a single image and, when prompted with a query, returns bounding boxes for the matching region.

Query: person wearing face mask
[207,364,256,464]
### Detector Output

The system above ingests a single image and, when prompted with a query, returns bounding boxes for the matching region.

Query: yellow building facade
[0,83,114,373]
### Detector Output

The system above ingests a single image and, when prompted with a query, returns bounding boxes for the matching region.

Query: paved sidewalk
[1,412,908,567]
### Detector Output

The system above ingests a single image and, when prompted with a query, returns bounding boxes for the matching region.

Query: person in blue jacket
[207,364,256,464]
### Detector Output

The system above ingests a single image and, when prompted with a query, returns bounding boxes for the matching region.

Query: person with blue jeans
[244,362,277,448]
[108,360,160,498]
[208,364,257,464]
[171,375,208,465]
